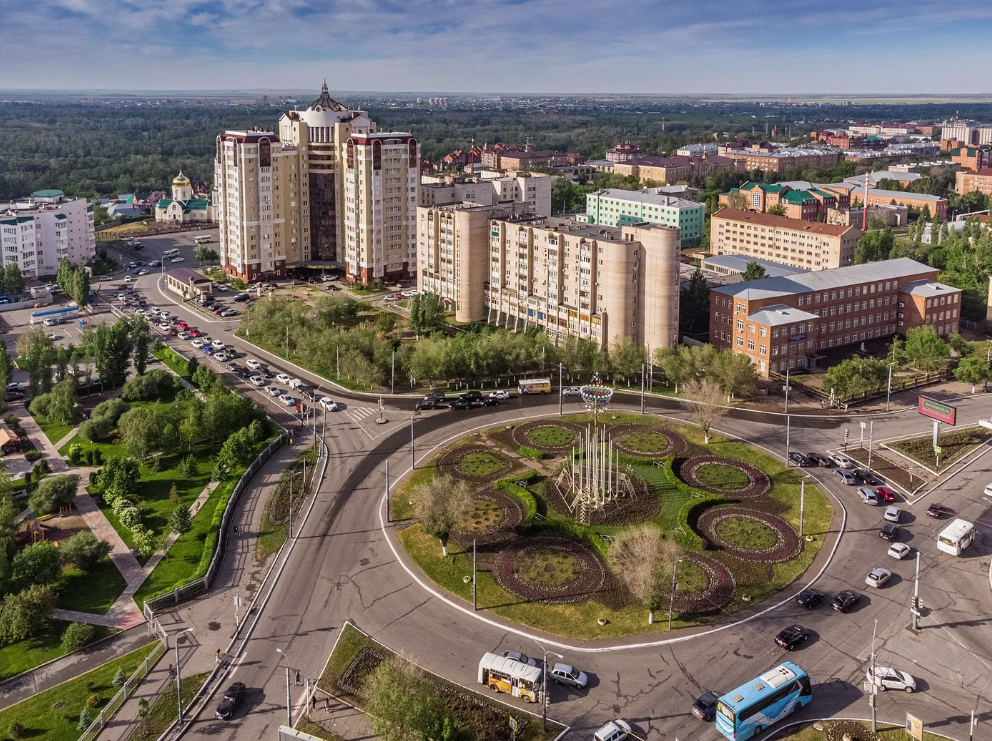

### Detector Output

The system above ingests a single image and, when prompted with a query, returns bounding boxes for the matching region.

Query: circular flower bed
[610,425,688,458]
[697,506,802,563]
[493,536,606,604]
[511,421,585,454]
[437,445,513,483]
[453,488,523,547]
[679,456,771,498]
[666,553,735,614]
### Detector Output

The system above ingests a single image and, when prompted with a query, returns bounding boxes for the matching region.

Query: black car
[807,453,831,467]
[691,690,720,721]
[482,397,500,406]
[3,391,24,402]
[774,624,810,650]
[789,452,810,467]
[879,523,899,541]
[855,469,883,486]
[215,681,246,720]
[460,391,482,403]
[926,502,948,518]
[831,590,861,613]
[424,391,447,403]
[416,399,438,411]
[451,399,472,410]
[796,588,824,609]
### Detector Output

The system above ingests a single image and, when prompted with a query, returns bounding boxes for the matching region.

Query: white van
[288,378,305,390]
[194,235,213,244]
[937,519,975,556]
[162,248,180,258]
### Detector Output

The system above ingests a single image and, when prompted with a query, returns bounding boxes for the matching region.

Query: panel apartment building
[417,208,681,350]
[710,258,961,377]
[419,171,552,216]
[581,188,706,248]
[718,145,839,173]
[0,193,95,279]
[711,209,862,271]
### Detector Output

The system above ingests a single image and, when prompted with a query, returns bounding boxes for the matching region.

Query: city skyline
[4,0,992,93]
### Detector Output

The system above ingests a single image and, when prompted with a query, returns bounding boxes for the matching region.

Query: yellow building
[155,173,213,224]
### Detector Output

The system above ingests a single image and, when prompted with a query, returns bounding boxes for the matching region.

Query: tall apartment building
[581,188,705,248]
[709,258,961,377]
[955,168,992,196]
[0,194,94,279]
[278,84,375,266]
[213,129,309,281]
[342,133,420,283]
[950,146,992,171]
[417,210,681,350]
[711,209,861,271]
[419,171,552,216]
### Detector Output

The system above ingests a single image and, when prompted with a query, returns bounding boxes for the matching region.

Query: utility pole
[867,420,874,472]
[799,480,805,538]
[785,415,791,465]
[285,325,289,359]
[912,550,921,631]
[336,345,339,379]
[886,364,893,411]
[285,667,292,727]
[410,416,415,470]
[175,640,184,725]
[668,559,682,630]
[785,368,790,413]
[391,348,395,394]
[472,539,477,611]
[558,363,563,416]
[640,364,645,414]
[870,618,878,733]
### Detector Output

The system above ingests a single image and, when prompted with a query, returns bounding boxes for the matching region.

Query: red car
[188,328,202,337]
[178,321,189,331]
[876,486,898,503]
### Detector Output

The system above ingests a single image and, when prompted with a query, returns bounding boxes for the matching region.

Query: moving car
[867,666,916,693]
[806,453,831,467]
[415,398,439,411]
[482,397,500,407]
[888,542,912,560]
[879,523,899,542]
[402,288,418,297]
[275,373,292,385]
[830,454,856,469]
[550,663,588,689]
[876,486,898,503]
[795,588,824,609]
[835,470,857,485]
[460,391,482,403]
[288,378,306,390]
[246,359,262,370]
[831,590,861,613]
[691,691,720,721]
[562,386,582,396]
[926,502,948,518]
[489,390,511,400]
[858,487,879,505]
[279,394,295,406]
[593,720,632,741]
[883,505,901,522]
[215,682,246,720]
[318,396,339,411]
[234,293,250,302]
[855,469,883,486]
[170,256,185,263]
[265,385,281,397]
[248,376,266,387]
[865,568,892,588]
[423,391,447,403]
[774,624,810,650]
[789,452,810,467]
[451,399,472,410]
[502,651,537,667]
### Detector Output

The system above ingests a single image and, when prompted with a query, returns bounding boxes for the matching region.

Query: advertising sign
[918,397,957,425]
[906,713,923,741]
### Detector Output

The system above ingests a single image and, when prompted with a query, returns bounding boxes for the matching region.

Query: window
[737,319,744,331]
[747,340,755,351]
[748,324,755,334]
[736,336,744,347]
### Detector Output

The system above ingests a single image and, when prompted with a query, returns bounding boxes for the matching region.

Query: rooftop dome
[173,172,191,186]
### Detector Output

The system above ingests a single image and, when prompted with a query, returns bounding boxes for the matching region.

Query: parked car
[215,284,228,292]
[858,487,879,505]
[562,386,582,396]
[795,588,824,609]
[159,311,170,320]
[691,691,720,721]
[831,590,861,613]
[879,523,899,542]
[177,331,191,340]
[191,339,206,349]
[831,454,856,469]
[221,309,238,317]
[214,352,229,362]
[865,568,892,588]
[883,506,901,523]
[550,663,588,689]
[876,486,898,503]
[835,470,858,486]
[265,385,281,397]
[189,328,202,338]
[806,453,831,467]
[215,682,246,720]
[502,651,537,667]
[593,720,632,741]
[774,624,810,650]
[234,293,250,302]
[789,452,810,467]
[926,502,948,518]
[489,390,511,400]
[279,394,295,406]
[3,391,24,402]
[855,469,883,486]
[984,482,992,497]
[867,666,916,693]
[384,295,398,303]
[888,542,912,560]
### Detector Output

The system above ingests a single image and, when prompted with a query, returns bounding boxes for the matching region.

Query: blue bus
[715,662,812,741]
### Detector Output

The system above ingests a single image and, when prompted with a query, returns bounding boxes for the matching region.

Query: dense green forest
[4,99,992,200]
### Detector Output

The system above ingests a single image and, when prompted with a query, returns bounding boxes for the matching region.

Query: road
[100,262,992,740]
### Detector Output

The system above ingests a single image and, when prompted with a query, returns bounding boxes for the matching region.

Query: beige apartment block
[419,170,552,216]
[712,208,861,271]
[213,130,309,282]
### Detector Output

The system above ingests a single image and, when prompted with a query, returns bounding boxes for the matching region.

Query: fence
[77,639,167,741]
[770,369,949,407]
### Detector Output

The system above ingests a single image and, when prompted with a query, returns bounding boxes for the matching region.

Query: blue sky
[4,0,992,93]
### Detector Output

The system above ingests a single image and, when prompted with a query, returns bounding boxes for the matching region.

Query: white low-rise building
[1,193,95,279]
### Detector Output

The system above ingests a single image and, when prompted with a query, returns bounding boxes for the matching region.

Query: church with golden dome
[155,172,214,224]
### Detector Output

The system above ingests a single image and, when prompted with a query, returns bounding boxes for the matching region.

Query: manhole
[359,558,370,566]
[207,621,221,631]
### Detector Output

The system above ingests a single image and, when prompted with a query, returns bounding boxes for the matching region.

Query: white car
[562,386,582,396]
[883,506,901,523]
[593,720,632,741]
[279,394,295,406]
[137,269,148,276]
[246,359,262,371]
[857,487,879,505]
[248,375,266,387]
[275,373,292,385]
[214,352,229,362]
[177,331,191,340]
[124,275,132,283]
[984,482,992,497]
[134,309,146,316]
[170,256,185,263]
[148,307,160,316]
[887,543,911,560]
[865,567,892,588]
[488,390,510,400]
[215,284,228,292]
[265,385,281,397]
[158,322,171,331]
[867,666,916,693]
[45,332,58,341]
[211,339,226,349]
[402,288,418,297]
[319,396,339,411]
[831,454,856,469]
[191,339,206,349]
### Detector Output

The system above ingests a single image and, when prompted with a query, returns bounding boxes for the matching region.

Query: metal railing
[769,368,949,406]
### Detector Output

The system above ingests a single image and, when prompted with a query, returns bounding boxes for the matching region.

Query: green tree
[947,332,972,357]
[77,707,92,732]
[0,340,12,394]
[98,457,140,502]
[117,407,161,459]
[412,475,473,556]
[113,667,127,686]
[408,292,446,335]
[679,269,710,334]
[887,336,906,366]
[766,204,787,216]
[72,269,91,309]
[60,622,97,654]
[608,336,646,380]
[56,258,74,294]
[93,318,134,388]
[904,325,949,371]
[195,246,220,263]
[168,504,192,537]
[60,531,112,571]
[11,542,62,589]
[28,474,78,516]
[1,264,24,295]
[854,228,895,264]
[741,261,768,281]
[954,355,991,393]
[709,350,758,399]
[0,584,55,643]
[46,377,78,426]
[131,525,158,558]
[822,356,890,398]
[131,317,149,375]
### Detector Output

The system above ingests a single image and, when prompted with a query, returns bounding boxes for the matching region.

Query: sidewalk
[303,691,374,741]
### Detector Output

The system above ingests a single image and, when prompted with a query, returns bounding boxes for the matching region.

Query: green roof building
[581,188,705,248]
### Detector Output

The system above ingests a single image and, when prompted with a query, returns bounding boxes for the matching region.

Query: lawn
[125,672,208,740]
[30,411,73,448]
[457,452,506,477]
[0,643,158,741]
[152,347,192,380]
[771,720,948,741]
[888,425,992,471]
[527,426,574,447]
[695,463,751,489]
[0,621,110,682]
[58,557,127,614]
[716,516,779,549]
[255,448,318,561]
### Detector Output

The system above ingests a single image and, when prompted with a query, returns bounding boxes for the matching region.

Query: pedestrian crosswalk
[348,406,381,422]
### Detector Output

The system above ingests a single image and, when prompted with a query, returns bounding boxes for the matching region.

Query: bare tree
[608,526,678,624]
[412,474,474,556]
[681,378,728,444]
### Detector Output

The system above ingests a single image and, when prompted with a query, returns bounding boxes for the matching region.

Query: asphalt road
[124,274,992,740]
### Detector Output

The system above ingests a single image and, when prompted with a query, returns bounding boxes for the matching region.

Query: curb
[765,717,964,741]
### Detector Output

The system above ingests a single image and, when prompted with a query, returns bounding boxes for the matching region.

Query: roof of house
[864,187,945,202]
[156,198,174,209]
[748,304,822,327]
[31,189,64,198]
[701,254,807,278]
[899,280,959,297]
[587,189,703,209]
[168,267,211,284]
[712,208,856,236]
[713,257,937,298]
[183,199,210,211]
[739,182,786,194]
[779,190,816,205]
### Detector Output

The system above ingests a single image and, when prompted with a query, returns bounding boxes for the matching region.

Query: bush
[494,478,537,527]
[28,393,51,418]
[60,531,112,571]
[120,369,175,402]
[91,398,130,425]
[79,416,114,443]
[68,443,83,465]
[23,450,42,462]
[11,542,62,588]
[85,449,95,466]
[28,474,78,515]
[518,445,543,460]
[6,720,25,739]
[0,584,57,643]
[61,622,97,654]
[86,693,101,708]
[94,449,102,465]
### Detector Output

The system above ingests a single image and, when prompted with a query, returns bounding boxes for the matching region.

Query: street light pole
[799,480,805,538]
[785,414,791,465]
[912,550,921,631]
[472,539,477,611]
[410,416,415,470]
[886,363,893,412]
[640,364,645,414]
[276,648,292,727]
[558,363,563,416]
[174,627,193,726]
[870,618,878,733]
[668,559,682,630]
[867,420,874,472]
[785,368,790,413]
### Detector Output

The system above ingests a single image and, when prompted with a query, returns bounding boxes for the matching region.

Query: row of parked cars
[415,389,511,411]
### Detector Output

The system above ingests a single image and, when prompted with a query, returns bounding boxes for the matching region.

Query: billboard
[918,397,957,425]
[906,713,924,741]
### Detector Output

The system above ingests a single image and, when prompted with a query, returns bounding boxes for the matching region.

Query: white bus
[518,378,552,395]
[478,653,542,703]
[193,235,213,244]
[937,519,975,556]
[162,248,180,258]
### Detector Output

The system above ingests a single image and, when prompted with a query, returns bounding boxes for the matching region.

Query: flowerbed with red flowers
[679,456,772,498]
[697,506,802,563]
[492,536,606,604]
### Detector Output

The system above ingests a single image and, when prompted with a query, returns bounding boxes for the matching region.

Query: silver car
[867,666,916,693]
[550,663,588,689]
[884,505,901,522]
[502,651,537,667]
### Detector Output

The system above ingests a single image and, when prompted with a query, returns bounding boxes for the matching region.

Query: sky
[3,0,992,93]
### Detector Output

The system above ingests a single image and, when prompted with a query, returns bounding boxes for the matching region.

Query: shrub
[85,449,95,466]
[11,542,62,588]
[0,584,57,643]
[6,720,25,739]
[28,393,51,418]
[518,445,543,460]
[77,707,92,731]
[120,369,175,402]
[91,398,130,425]
[494,478,537,527]
[86,693,101,709]
[94,449,102,465]
[113,498,142,531]
[178,454,196,478]
[113,667,126,686]
[28,474,78,515]
[3,415,16,427]
[61,622,97,654]
[68,443,83,465]
[60,531,112,571]
[79,416,114,443]
[23,450,42,462]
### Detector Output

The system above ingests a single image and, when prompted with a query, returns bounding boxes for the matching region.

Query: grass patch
[0,642,156,741]
[255,448,318,561]
[695,463,751,489]
[715,516,779,549]
[513,548,581,588]
[889,425,992,471]
[457,452,505,477]
[675,560,709,596]
[125,672,208,740]
[527,426,574,447]
[620,431,669,453]
[461,497,504,531]
[58,557,126,614]
[30,411,73,447]
[771,720,948,741]
[152,347,192,379]
[0,621,110,682]
[294,719,341,741]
